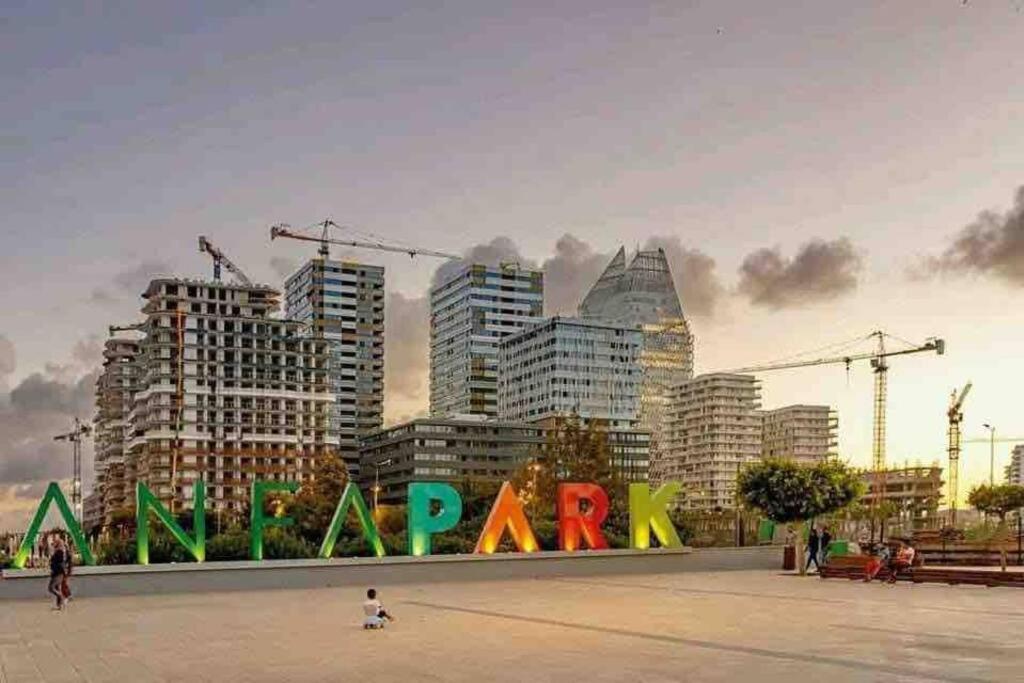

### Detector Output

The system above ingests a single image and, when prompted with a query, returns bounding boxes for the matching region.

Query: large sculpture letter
[407,482,462,556]
[136,480,206,564]
[11,482,94,568]
[250,480,299,561]
[557,483,609,551]
[474,482,539,554]
[318,483,385,558]
[628,482,682,550]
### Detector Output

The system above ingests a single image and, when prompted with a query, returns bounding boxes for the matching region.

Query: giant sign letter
[250,480,299,561]
[557,483,609,551]
[318,483,385,559]
[474,481,539,554]
[136,480,206,564]
[407,482,462,556]
[12,482,94,568]
[628,482,682,550]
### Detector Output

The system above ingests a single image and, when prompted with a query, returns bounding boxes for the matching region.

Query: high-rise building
[430,263,543,417]
[93,336,139,525]
[498,316,643,426]
[760,405,837,465]
[859,465,944,530]
[284,259,385,475]
[1007,444,1024,485]
[578,247,694,484]
[118,278,337,515]
[664,373,762,511]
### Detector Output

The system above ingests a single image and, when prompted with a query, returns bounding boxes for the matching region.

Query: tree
[292,452,350,546]
[738,458,863,574]
[968,484,1024,522]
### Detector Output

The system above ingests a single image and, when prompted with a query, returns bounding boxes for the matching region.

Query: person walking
[820,526,833,566]
[60,541,74,605]
[47,539,67,610]
[805,526,821,573]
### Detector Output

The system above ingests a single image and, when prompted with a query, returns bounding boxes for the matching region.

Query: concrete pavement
[1,570,1020,682]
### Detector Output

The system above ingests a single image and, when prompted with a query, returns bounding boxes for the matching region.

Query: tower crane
[946,381,972,527]
[269,219,461,260]
[54,417,91,524]
[727,331,945,474]
[198,236,253,285]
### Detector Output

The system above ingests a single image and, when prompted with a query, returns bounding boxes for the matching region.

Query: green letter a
[12,482,95,568]
[318,483,385,558]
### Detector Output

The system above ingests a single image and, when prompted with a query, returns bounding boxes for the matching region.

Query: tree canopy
[738,458,863,523]
[968,484,1024,521]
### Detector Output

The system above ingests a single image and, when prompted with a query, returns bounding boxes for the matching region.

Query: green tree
[738,458,863,574]
[968,484,1024,522]
[291,452,350,546]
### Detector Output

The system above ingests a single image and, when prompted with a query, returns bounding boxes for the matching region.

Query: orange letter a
[474,482,540,554]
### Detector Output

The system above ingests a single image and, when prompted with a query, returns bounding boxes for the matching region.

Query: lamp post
[983,423,996,486]
[372,458,392,513]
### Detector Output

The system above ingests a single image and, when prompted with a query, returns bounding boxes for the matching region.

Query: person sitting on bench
[887,541,916,584]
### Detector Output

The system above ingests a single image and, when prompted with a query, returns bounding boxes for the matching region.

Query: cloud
[917,185,1024,286]
[430,236,533,290]
[384,291,430,403]
[0,336,101,530]
[90,260,173,306]
[643,236,725,318]
[0,334,14,377]
[541,234,613,316]
[270,256,300,280]
[737,237,862,309]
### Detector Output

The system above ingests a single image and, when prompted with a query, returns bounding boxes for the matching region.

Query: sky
[1,1,1022,529]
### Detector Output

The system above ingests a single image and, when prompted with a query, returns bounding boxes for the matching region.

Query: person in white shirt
[362,588,394,629]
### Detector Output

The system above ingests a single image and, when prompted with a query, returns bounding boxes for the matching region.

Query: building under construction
[859,464,945,530]
[93,278,338,521]
[93,337,140,526]
[578,247,694,485]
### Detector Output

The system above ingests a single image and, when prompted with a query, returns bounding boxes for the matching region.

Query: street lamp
[372,458,393,513]
[983,423,996,486]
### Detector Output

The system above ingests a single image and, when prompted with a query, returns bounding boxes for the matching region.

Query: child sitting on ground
[362,588,394,629]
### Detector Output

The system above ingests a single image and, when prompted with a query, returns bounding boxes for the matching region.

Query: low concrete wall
[0,546,779,600]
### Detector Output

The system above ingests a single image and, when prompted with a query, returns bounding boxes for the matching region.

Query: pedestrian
[820,526,832,565]
[47,539,67,610]
[805,526,821,573]
[60,541,74,605]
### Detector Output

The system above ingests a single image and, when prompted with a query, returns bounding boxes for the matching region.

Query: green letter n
[136,481,206,564]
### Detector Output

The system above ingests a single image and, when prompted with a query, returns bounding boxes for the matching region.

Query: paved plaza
[1,570,1021,682]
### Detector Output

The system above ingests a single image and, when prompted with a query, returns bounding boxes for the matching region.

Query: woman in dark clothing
[48,540,67,610]
[805,527,821,572]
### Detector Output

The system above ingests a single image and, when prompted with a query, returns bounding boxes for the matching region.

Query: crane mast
[946,381,972,527]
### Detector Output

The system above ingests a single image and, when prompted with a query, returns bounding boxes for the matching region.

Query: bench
[818,557,1024,588]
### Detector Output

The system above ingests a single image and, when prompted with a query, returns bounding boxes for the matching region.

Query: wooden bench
[818,557,1024,588]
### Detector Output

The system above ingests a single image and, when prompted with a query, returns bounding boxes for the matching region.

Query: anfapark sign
[10,480,683,569]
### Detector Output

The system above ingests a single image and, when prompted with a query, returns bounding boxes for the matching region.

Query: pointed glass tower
[578,247,695,486]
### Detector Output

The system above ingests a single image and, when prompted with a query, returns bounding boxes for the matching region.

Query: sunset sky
[2,1,1021,528]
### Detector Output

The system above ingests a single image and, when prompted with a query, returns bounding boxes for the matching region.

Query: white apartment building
[497,316,643,427]
[664,373,762,511]
[760,404,837,465]
[430,263,543,417]
[284,259,385,475]
[118,278,338,515]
